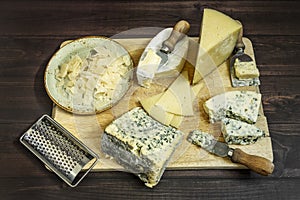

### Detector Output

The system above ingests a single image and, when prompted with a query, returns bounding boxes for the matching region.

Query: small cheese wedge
[234,59,260,79]
[203,90,261,124]
[155,71,193,116]
[193,9,242,84]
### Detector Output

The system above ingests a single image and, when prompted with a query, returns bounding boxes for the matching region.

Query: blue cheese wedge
[101,107,183,188]
[203,91,261,124]
[221,118,265,145]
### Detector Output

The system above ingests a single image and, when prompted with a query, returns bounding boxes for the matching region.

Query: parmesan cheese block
[221,118,265,145]
[155,71,193,116]
[101,107,183,188]
[193,8,242,84]
[203,91,261,124]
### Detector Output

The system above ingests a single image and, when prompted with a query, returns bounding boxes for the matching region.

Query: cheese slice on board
[193,8,242,84]
[155,71,193,116]
[140,93,174,126]
[140,78,204,128]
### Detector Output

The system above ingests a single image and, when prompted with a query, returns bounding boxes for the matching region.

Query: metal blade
[188,130,231,158]
[230,49,260,87]
[156,50,168,69]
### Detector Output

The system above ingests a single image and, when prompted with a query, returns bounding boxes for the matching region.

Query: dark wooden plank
[0,1,299,37]
[1,176,299,199]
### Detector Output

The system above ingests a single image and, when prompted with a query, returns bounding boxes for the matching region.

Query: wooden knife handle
[235,20,245,50]
[161,20,190,53]
[231,148,274,176]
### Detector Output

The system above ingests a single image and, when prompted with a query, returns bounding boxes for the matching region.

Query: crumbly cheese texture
[101,107,183,188]
[193,8,242,84]
[234,59,260,79]
[187,130,216,150]
[55,43,133,113]
[221,118,265,145]
[203,91,261,124]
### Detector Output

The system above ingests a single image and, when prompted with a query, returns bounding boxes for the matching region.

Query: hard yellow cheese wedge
[193,8,242,84]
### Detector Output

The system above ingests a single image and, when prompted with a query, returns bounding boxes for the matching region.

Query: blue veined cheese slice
[101,107,183,188]
[221,118,265,145]
[203,91,261,124]
[187,130,216,150]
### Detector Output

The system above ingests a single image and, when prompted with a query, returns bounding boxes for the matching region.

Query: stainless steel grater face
[20,115,99,187]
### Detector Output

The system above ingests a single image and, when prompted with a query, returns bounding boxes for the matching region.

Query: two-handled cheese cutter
[188,131,274,176]
[230,22,260,87]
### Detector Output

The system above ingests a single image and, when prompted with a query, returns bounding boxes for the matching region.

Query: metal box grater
[20,114,99,187]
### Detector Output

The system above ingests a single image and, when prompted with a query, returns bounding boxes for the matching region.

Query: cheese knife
[137,20,190,87]
[158,20,190,66]
[188,130,274,176]
[230,21,260,87]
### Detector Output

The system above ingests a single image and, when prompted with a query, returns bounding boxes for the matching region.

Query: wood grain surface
[52,37,273,171]
[0,0,299,199]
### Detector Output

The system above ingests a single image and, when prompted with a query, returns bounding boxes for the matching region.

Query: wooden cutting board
[52,37,273,171]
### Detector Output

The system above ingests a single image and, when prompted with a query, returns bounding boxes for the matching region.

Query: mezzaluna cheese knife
[188,130,274,176]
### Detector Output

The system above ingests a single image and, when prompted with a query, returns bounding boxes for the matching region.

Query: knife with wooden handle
[136,20,190,87]
[188,130,274,176]
[160,20,190,53]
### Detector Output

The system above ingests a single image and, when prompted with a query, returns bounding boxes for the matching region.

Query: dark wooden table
[1,0,299,199]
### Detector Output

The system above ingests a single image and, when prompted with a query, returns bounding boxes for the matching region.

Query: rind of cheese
[203,91,261,124]
[155,71,193,116]
[101,107,183,188]
[193,8,242,84]
[221,118,265,145]
[234,59,260,79]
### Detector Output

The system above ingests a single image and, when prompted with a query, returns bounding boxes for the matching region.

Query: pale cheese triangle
[193,9,242,84]
[169,82,204,128]
[155,71,193,116]
[140,93,174,126]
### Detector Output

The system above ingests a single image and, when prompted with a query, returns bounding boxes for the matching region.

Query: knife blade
[188,130,274,176]
[136,20,190,87]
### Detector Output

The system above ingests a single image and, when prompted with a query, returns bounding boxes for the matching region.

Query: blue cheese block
[203,91,261,124]
[221,118,265,145]
[101,107,183,188]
